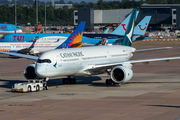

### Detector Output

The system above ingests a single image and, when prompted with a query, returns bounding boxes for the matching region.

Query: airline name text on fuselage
[60,52,84,58]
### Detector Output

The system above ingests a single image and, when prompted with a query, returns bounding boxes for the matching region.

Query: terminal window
[142,8,170,14]
[173,19,176,24]
[74,12,78,16]
[173,10,176,14]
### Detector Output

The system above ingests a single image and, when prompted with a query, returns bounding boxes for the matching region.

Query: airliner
[0,21,85,55]
[0,12,151,46]
[0,9,179,87]
[0,23,22,34]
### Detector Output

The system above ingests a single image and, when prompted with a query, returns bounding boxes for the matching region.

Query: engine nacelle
[111,66,133,83]
[24,63,41,80]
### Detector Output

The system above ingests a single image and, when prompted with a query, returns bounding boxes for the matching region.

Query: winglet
[110,11,139,35]
[133,16,151,36]
[121,9,136,47]
[56,21,86,49]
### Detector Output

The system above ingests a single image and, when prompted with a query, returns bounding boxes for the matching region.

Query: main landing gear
[43,78,48,90]
[106,79,118,86]
[62,77,76,84]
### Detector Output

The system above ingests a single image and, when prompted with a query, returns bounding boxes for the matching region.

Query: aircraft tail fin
[29,40,37,49]
[110,11,139,35]
[121,9,136,47]
[56,21,86,49]
[55,39,60,42]
[103,28,109,34]
[133,16,151,36]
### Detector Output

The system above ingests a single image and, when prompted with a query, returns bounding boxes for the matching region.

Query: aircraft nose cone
[35,64,47,78]
[17,29,22,33]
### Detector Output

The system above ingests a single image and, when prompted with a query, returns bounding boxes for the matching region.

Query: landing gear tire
[28,85,31,92]
[45,86,48,90]
[36,85,40,91]
[106,79,116,86]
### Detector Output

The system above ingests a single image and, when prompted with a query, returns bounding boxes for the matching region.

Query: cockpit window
[37,59,51,63]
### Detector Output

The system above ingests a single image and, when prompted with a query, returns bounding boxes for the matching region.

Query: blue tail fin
[29,40,36,48]
[133,16,151,36]
[121,9,137,47]
[103,28,109,34]
[56,21,86,49]
[110,11,139,35]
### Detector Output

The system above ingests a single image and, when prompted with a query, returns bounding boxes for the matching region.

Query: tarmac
[0,42,180,120]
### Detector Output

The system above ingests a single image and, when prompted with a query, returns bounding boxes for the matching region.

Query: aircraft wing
[0,51,38,60]
[128,56,180,64]
[135,47,172,52]
[85,56,180,73]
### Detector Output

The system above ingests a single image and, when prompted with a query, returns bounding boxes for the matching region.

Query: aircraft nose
[35,64,47,78]
[17,29,22,33]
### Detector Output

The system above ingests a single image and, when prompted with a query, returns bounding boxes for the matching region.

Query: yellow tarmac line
[41,106,50,107]
[11,111,21,113]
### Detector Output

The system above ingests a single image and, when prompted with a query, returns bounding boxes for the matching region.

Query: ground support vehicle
[12,80,48,92]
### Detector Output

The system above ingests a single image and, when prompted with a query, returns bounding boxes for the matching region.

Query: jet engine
[111,65,133,83]
[24,63,41,80]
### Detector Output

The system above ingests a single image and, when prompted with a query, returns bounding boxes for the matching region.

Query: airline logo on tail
[121,24,127,31]
[69,32,83,47]
[138,23,147,31]
[133,16,151,36]
[56,21,86,49]
[126,20,134,43]
[110,11,139,35]
[122,23,148,31]
[121,9,137,46]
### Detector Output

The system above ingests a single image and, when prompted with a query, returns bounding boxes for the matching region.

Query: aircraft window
[37,59,51,63]
[83,56,106,60]
[63,58,79,62]
[111,54,127,57]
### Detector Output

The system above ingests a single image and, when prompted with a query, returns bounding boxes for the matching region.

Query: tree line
[0,0,180,25]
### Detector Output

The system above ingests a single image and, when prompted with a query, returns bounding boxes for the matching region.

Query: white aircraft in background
[0,22,86,55]
[0,9,180,86]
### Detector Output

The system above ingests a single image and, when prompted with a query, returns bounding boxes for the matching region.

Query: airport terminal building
[74,4,180,31]
[137,4,180,31]
[74,8,133,31]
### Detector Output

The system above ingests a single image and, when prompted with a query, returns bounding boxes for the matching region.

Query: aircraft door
[45,61,49,74]
[107,51,111,61]
[10,36,12,42]
[57,55,62,67]
[8,26,11,31]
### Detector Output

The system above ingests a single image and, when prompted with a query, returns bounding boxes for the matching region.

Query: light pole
[36,0,38,26]
[45,0,46,33]
[15,0,17,33]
